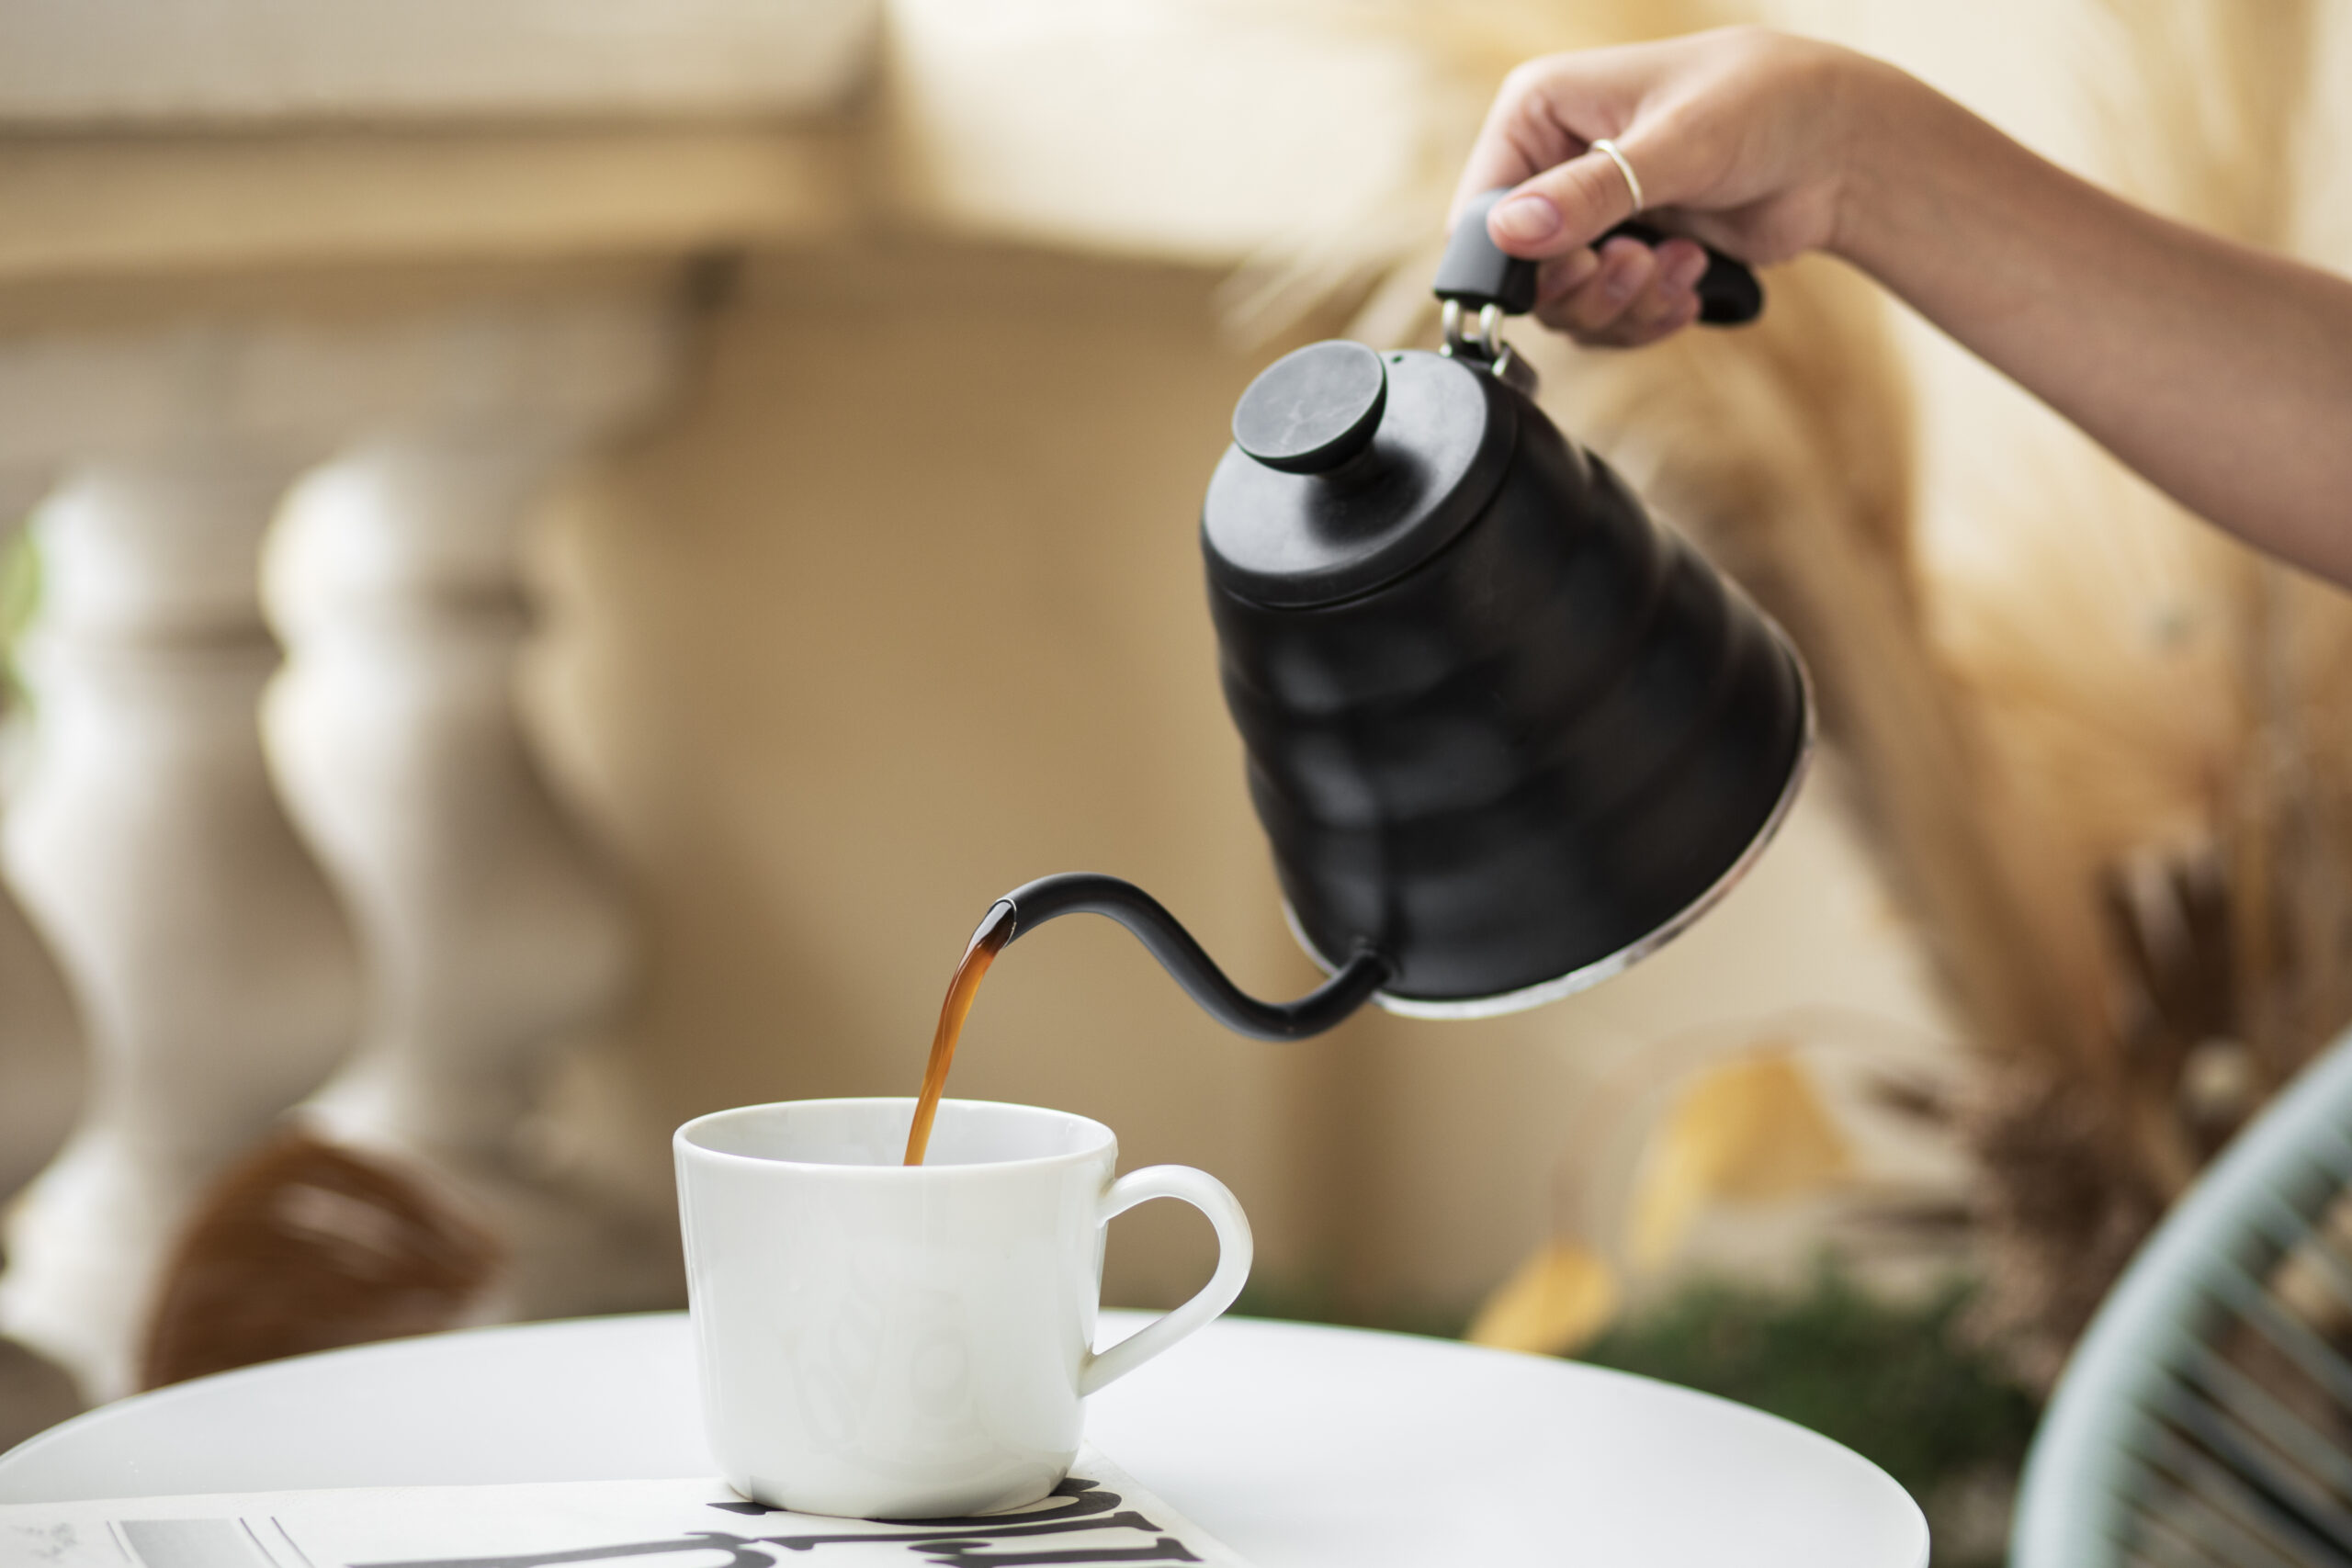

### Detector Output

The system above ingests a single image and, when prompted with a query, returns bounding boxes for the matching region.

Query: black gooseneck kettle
[963,197,1810,1036]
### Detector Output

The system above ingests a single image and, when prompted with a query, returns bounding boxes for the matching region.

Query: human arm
[1456,28,2352,585]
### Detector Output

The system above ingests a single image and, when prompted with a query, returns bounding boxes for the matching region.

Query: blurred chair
[2013,1032,2352,1568]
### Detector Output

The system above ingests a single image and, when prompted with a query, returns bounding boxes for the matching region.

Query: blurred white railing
[0,0,883,1404]
[0,304,676,1398]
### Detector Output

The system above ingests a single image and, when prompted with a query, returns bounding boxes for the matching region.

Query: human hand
[1453,28,1873,346]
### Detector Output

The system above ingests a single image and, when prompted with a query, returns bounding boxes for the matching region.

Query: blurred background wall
[526,231,1954,1314]
[0,3,2346,1493]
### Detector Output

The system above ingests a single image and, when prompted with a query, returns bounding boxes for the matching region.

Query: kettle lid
[1202,340,1515,608]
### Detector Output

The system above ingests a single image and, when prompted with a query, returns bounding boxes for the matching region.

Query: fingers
[1454,47,1679,256]
[1453,55,1600,217]
[1452,41,1668,217]
[1486,146,1645,260]
[1534,236,1707,348]
[1536,247,1602,302]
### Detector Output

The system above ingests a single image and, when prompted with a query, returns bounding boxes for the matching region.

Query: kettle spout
[987,873,1391,1041]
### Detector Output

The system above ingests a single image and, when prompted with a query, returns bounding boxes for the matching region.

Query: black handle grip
[1435,188,1763,327]
[1434,189,1542,314]
[994,872,1391,1041]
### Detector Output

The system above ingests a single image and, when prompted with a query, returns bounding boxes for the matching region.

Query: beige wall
[535,243,1343,1308]
[529,236,1952,1319]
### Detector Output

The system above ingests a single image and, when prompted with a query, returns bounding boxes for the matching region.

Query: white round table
[0,1311,1925,1567]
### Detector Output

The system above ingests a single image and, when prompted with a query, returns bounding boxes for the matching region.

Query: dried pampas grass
[1240,0,2346,1380]
[1588,0,2344,1377]
[1530,249,2169,1380]
[1928,0,2343,1371]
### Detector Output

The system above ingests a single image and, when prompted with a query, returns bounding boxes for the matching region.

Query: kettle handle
[1436,188,1764,326]
[988,873,1392,1041]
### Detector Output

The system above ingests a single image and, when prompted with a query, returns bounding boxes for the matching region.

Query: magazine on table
[0,1447,1248,1568]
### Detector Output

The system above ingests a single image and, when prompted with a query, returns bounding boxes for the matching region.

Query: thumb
[1486,140,1650,259]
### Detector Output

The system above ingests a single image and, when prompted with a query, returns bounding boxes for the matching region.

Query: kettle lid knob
[1231,341,1387,474]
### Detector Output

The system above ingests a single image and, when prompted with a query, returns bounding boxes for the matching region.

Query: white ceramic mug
[673,1097,1252,1518]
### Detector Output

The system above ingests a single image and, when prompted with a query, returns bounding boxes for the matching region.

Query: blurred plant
[1893,0,2336,1379]
[1623,1050,1852,1269]
[1580,1264,2041,1568]
[0,525,36,716]
[1467,1240,1621,1357]
[1238,0,2345,1385]
[1467,1014,1956,1358]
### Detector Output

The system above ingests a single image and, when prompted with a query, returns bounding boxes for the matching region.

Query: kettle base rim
[1281,626,1818,1022]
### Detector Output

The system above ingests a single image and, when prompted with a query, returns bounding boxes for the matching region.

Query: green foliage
[1237,1260,2041,1566]
[1579,1262,2041,1565]
[0,526,37,713]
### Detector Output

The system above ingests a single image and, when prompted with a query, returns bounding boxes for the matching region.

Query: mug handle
[1078,1165,1253,1396]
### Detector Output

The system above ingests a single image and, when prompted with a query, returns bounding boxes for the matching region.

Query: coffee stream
[902,899,1018,1165]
